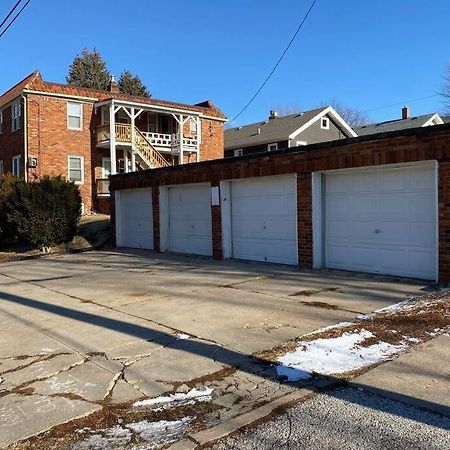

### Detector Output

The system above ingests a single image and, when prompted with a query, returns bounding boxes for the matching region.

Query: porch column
[179,114,184,165]
[123,149,129,173]
[109,102,117,174]
[130,107,136,171]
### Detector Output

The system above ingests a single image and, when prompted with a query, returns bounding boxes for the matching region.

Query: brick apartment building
[0,70,226,213]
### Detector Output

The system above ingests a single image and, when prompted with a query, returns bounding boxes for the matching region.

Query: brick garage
[110,123,450,282]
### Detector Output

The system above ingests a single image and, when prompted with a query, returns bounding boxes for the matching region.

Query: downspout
[22,94,28,182]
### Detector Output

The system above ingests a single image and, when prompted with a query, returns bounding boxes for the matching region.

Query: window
[11,101,21,132]
[148,113,157,133]
[234,149,243,157]
[189,118,197,134]
[321,117,330,129]
[267,143,278,151]
[68,156,83,183]
[101,107,110,125]
[118,158,132,174]
[0,110,3,133]
[102,157,111,178]
[12,155,20,176]
[67,101,83,130]
[0,160,3,177]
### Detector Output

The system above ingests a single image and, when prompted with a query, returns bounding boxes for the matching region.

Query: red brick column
[297,174,313,268]
[152,186,160,252]
[211,182,222,259]
[439,161,450,282]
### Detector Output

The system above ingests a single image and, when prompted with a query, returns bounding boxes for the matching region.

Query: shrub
[5,176,82,249]
[0,174,23,243]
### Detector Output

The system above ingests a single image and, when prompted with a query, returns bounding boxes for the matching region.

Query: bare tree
[317,98,369,128]
[441,64,450,115]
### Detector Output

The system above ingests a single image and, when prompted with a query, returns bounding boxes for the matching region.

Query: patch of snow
[0,377,3,385]
[126,417,192,445]
[277,329,406,381]
[74,426,132,449]
[374,300,412,314]
[176,333,190,340]
[133,387,213,409]
[306,321,355,336]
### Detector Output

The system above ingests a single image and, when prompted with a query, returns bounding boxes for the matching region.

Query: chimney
[107,75,119,93]
[269,110,278,120]
[402,105,409,120]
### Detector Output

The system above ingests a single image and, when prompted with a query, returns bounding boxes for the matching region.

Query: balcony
[96,124,199,154]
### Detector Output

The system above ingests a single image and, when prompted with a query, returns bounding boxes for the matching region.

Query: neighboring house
[0,70,226,213]
[357,106,444,136]
[224,106,357,157]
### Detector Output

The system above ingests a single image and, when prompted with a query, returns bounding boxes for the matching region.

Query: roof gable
[224,106,356,150]
[0,70,41,107]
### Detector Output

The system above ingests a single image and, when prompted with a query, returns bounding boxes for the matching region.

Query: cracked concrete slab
[2,353,85,388]
[0,393,100,448]
[29,361,118,402]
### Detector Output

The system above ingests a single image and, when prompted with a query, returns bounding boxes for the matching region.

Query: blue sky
[0,0,449,125]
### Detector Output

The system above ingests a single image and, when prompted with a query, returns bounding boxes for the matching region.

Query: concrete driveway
[0,250,432,448]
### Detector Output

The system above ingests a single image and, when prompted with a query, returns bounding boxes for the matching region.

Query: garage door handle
[374,229,381,234]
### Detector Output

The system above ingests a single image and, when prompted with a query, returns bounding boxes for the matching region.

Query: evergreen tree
[118,70,151,97]
[66,48,110,90]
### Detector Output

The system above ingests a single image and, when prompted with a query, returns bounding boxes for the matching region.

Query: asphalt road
[212,387,450,450]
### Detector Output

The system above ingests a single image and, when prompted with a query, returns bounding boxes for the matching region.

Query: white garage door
[325,164,437,280]
[231,175,298,264]
[117,188,153,249]
[168,184,212,256]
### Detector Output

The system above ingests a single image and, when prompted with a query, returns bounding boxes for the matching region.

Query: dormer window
[321,117,330,130]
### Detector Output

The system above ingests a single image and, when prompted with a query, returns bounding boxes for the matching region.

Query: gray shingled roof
[442,115,450,123]
[224,108,326,150]
[356,114,436,136]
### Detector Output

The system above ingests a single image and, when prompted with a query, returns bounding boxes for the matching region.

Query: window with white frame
[0,160,4,177]
[267,143,278,151]
[67,101,83,130]
[189,117,197,134]
[12,155,20,176]
[234,149,243,157]
[321,117,330,129]
[101,106,110,125]
[68,156,83,183]
[102,157,111,178]
[11,102,21,132]
[0,110,3,133]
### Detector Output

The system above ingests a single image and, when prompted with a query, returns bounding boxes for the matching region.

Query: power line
[0,0,32,39]
[229,0,318,124]
[363,94,440,113]
[0,0,22,31]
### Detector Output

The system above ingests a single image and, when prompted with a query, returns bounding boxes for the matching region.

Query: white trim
[11,100,21,132]
[289,106,358,140]
[320,117,330,129]
[68,155,84,184]
[423,113,444,127]
[312,172,323,269]
[67,101,83,130]
[267,142,278,151]
[22,89,97,103]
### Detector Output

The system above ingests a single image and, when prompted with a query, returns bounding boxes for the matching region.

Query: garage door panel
[118,188,153,250]
[325,164,437,280]
[231,175,297,265]
[168,185,212,256]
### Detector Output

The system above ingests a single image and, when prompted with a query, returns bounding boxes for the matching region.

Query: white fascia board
[423,113,444,126]
[23,89,97,103]
[289,106,358,140]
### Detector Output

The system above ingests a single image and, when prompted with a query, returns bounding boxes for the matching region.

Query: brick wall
[0,98,25,174]
[26,94,95,211]
[110,123,450,281]
[200,118,224,161]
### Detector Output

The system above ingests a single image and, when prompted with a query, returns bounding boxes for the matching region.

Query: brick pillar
[438,161,450,282]
[211,182,222,259]
[297,173,313,268]
[152,186,160,252]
